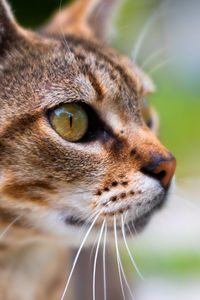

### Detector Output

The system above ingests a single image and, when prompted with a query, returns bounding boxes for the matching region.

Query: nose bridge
[134,128,170,161]
[129,128,176,188]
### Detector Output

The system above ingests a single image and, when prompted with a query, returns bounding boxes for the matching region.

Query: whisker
[60,208,103,300]
[93,219,105,300]
[83,210,100,231]
[57,0,78,65]
[131,220,138,235]
[141,47,166,69]
[103,222,107,300]
[85,200,111,229]
[0,215,22,240]
[132,12,158,62]
[115,216,136,299]
[114,215,126,300]
[121,215,144,280]
[132,2,166,63]
[87,210,101,224]
[124,211,138,240]
[126,221,135,240]
[80,208,102,234]
[74,189,95,195]
[119,253,135,299]
[148,58,171,75]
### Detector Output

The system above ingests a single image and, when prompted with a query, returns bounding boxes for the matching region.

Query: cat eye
[141,98,152,128]
[141,98,159,136]
[50,103,88,142]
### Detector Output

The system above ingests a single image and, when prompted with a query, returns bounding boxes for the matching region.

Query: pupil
[69,114,73,128]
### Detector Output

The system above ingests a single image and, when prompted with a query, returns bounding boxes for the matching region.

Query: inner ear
[42,0,120,42]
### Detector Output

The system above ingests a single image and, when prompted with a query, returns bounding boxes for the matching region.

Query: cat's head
[0,0,176,242]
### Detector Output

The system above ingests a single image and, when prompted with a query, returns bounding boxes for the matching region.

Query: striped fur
[0,0,176,299]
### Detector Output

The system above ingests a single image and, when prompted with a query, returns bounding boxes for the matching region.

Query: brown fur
[0,0,176,299]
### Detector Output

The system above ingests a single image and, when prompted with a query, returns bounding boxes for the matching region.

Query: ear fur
[43,0,120,41]
[0,0,20,54]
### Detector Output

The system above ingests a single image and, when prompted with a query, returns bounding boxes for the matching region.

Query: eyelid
[141,98,159,135]
[42,98,85,112]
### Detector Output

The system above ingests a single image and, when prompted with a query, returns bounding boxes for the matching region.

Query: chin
[127,177,176,234]
[38,177,176,242]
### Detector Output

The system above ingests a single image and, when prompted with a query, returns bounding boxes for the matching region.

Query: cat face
[0,0,176,241]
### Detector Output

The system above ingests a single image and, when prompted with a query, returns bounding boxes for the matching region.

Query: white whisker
[103,222,107,300]
[80,209,101,234]
[132,11,158,62]
[60,209,103,300]
[124,211,138,240]
[119,252,135,300]
[121,215,144,281]
[114,215,126,300]
[115,216,136,299]
[0,215,22,240]
[85,201,111,229]
[131,220,138,235]
[93,219,105,300]
[132,2,166,63]
[74,189,95,195]
[148,58,171,75]
[126,221,135,240]
[87,210,101,225]
[57,0,78,65]
[141,47,166,69]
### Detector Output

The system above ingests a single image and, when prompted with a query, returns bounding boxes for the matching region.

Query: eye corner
[141,98,155,128]
[141,98,159,135]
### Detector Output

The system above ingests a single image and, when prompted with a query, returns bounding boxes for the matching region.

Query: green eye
[50,103,88,142]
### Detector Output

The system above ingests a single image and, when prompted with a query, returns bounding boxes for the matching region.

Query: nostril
[154,171,166,182]
[141,167,166,182]
[153,170,166,181]
[151,170,166,181]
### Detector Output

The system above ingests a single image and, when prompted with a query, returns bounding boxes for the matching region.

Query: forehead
[0,34,151,124]
[45,36,146,122]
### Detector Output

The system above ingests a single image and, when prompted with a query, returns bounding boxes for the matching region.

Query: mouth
[127,189,169,233]
[65,215,86,227]
[65,188,169,231]
[127,206,158,233]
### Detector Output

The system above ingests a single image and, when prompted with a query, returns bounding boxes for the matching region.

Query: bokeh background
[9,0,200,299]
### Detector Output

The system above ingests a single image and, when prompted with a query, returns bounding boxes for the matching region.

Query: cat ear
[43,0,120,41]
[0,0,21,51]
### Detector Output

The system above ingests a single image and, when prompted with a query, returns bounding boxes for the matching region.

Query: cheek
[91,170,164,220]
[12,119,105,183]
[1,178,56,209]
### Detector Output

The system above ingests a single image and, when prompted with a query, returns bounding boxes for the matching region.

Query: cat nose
[141,154,176,188]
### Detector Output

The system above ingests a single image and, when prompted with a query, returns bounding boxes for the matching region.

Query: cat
[0,0,176,299]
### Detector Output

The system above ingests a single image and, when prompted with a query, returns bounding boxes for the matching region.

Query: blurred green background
[9,0,200,298]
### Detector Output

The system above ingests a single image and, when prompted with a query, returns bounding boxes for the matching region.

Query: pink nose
[141,155,176,188]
